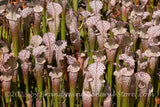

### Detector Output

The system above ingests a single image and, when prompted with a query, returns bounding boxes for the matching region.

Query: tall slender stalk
[23,74,29,96]
[157,81,160,107]
[55,0,58,3]
[114,71,122,107]
[103,0,107,13]
[69,72,78,107]
[93,96,99,107]
[73,0,78,13]
[37,73,43,100]
[2,19,6,41]
[134,0,139,5]
[87,0,92,12]
[107,61,114,89]
[42,0,47,35]
[61,11,65,40]
[47,78,51,107]
[150,0,154,8]
[61,0,67,40]
[138,96,146,107]
[43,97,46,107]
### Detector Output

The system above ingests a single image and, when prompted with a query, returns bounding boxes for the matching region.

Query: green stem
[42,0,47,35]
[150,0,154,8]
[4,91,10,104]
[80,28,84,52]
[122,82,130,107]
[107,61,114,89]
[138,96,146,107]
[23,76,29,101]
[87,0,92,12]
[129,96,135,107]
[146,4,152,21]
[43,97,46,107]
[54,92,59,107]
[45,85,50,107]
[103,1,107,13]
[6,103,10,107]
[73,0,78,13]
[84,29,89,51]
[24,78,29,96]
[134,0,139,5]
[37,75,43,100]
[122,96,129,107]
[78,70,83,94]
[147,65,155,84]
[61,10,66,40]
[89,51,94,64]
[18,91,25,107]
[93,96,99,107]
[0,26,2,39]
[158,81,160,98]
[132,43,136,53]
[2,19,6,41]
[77,70,83,105]
[47,78,51,107]
[156,81,160,107]
[129,21,134,31]
[69,72,78,107]
[61,75,67,107]
[110,30,114,38]
[70,86,76,107]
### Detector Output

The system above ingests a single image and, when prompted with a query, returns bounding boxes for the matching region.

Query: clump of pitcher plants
[0,0,159,107]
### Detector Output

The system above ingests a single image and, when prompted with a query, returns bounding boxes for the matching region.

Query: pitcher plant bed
[0,0,159,107]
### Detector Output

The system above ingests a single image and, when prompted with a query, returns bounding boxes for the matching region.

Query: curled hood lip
[104,38,119,50]
[33,5,43,13]
[67,64,80,73]
[0,75,12,82]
